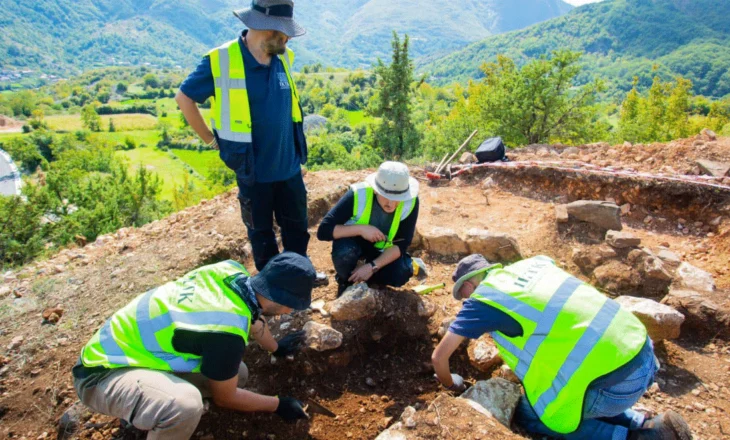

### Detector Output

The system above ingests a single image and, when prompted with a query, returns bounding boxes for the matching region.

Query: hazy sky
[564,0,604,5]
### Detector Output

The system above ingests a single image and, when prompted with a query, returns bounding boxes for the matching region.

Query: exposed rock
[593,261,641,293]
[675,262,715,292]
[465,229,522,262]
[561,147,580,156]
[58,401,89,440]
[310,299,330,317]
[461,378,522,427]
[422,227,469,256]
[572,245,616,273]
[417,298,436,318]
[375,394,522,440]
[468,336,502,372]
[498,365,520,384]
[303,321,343,352]
[42,305,65,324]
[620,203,632,215]
[696,159,730,178]
[606,231,641,249]
[641,252,674,282]
[459,152,478,164]
[615,296,685,341]
[555,205,569,223]
[7,335,23,351]
[701,128,717,141]
[661,289,730,337]
[565,201,622,231]
[0,286,10,299]
[657,249,681,269]
[328,283,379,320]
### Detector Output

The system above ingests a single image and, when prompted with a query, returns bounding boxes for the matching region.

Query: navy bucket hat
[250,252,314,310]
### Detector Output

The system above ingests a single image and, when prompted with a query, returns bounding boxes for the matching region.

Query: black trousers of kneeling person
[332,236,414,289]
[237,172,310,271]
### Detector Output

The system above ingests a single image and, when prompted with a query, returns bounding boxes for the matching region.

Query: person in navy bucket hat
[250,251,315,311]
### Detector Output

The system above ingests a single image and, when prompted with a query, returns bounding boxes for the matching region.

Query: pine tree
[370,32,419,158]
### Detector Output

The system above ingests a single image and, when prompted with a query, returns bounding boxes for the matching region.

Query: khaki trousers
[74,363,249,440]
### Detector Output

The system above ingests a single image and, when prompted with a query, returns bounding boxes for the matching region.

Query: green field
[91,130,161,147]
[346,110,366,126]
[172,149,221,178]
[46,113,158,132]
[116,146,201,200]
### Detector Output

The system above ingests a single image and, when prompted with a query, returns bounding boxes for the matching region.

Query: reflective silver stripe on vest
[135,289,250,372]
[214,78,248,90]
[345,182,370,225]
[531,298,622,418]
[475,286,543,323]
[99,318,130,366]
[513,277,583,379]
[400,197,415,221]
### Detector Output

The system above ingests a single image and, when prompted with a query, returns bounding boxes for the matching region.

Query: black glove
[275,396,308,421]
[273,330,306,358]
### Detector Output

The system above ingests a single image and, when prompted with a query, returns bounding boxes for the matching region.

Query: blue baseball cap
[250,252,314,310]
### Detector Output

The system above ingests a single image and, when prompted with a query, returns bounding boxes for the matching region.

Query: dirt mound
[510,133,730,179]
[0,115,23,132]
[1,152,730,439]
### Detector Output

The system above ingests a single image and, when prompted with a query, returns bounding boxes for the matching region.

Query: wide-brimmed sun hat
[365,161,419,203]
[233,0,306,38]
[451,254,501,300]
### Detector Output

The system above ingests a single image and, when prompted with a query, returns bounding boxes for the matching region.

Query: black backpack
[475,137,508,163]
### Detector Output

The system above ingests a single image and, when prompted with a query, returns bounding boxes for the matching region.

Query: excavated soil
[1,137,730,440]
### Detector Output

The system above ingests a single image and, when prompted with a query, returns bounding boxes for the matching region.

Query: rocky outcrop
[421,227,469,256]
[564,201,622,231]
[606,230,641,249]
[661,289,730,338]
[674,262,716,292]
[465,229,522,262]
[329,283,379,321]
[461,379,522,428]
[594,261,641,293]
[615,296,685,341]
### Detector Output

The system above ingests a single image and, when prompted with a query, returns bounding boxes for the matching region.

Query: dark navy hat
[250,252,314,310]
[452,254,500,299]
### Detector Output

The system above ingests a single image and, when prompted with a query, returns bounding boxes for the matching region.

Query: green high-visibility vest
[471,256,647,434]
[346,182,417,250]
[208,39,302,144]
[80,260,253,373]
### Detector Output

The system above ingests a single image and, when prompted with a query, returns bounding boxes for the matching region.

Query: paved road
[0,148,21,196]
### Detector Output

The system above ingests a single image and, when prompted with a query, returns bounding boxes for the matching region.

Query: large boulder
[661,289,730,337]
[593,261,641,293]
[461,378,523,428]
[328,283,380,321]
[674,262,716,292]
[303,321,343,352]
[696,159,730,178]
[422,227,469,256]
[605,231,641,249]
[615,296,685,341]
[468,336,502,372]
[465,229,522,262]
[565,201,622,231]
[375,394,524,440]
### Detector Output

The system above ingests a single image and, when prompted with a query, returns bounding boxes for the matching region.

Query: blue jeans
[515,338,658,440]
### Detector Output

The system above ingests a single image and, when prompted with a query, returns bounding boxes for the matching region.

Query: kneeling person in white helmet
[431,254,692,440]
[317,161,426,296]
[73,252,315,439]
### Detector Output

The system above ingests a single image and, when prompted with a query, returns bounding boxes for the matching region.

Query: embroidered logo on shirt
[277,72,291,90]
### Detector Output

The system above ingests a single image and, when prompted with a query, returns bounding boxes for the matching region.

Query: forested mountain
[0,0,572,75]
[420,0,730,97]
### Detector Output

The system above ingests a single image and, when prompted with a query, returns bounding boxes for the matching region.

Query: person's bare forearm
[175,90,215,145]
[333,224,363,239]
[215,388,279,413]
[373,245,400,268]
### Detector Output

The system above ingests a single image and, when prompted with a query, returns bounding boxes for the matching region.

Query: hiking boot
[313,271,329,287]
[412,257,428,281]
[628,411,692,440]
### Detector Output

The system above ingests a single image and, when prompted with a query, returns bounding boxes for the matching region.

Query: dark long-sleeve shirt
[317,190,419,255]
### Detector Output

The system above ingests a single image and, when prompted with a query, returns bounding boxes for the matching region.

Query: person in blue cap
[72,252,315,440]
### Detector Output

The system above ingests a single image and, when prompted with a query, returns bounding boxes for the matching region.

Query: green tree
[109,118,116,132]
[81,104,102,132]
[370,32,419,158]
[143,73,160,89]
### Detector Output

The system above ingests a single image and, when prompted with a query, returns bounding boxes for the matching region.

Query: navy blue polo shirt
[179,31,300,183]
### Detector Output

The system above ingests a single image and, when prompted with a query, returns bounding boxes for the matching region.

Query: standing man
[176,0,309,271]
[432,254,692,440]
[317,161,426,296]
[73,253,315,439]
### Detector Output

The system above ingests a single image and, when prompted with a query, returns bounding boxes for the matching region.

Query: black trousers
[237,172,310,271]
[331,237,413,288]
